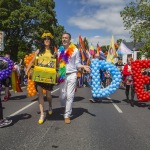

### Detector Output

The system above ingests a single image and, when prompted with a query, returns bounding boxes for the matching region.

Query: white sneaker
[106,96,111,100]
[0,119,12,128]
[89,98,96,103]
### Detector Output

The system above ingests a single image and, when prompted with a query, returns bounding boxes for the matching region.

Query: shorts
[2,77,11,87]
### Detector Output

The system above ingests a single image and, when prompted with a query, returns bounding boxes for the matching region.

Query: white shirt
[58,47,81,73]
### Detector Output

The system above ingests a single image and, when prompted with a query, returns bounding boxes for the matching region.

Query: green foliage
[0,0,65,61]
[52,25,65,47]
[120,0,150,58]
[101,45,109,53]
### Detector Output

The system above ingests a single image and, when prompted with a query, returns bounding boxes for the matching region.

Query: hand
[25,70,28,76]
[83,65,90,73]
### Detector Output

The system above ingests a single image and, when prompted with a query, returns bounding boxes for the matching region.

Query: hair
[62,32,71,39]
[5,51,10,55]
[127,57,133,61]
[39,37,55,55]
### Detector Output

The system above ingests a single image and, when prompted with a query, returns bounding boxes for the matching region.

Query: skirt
[35,82,54,91]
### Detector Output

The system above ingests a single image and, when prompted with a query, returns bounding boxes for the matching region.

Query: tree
[101,45,109,53]
[116,39,126,45]
[52,25,65,47]
[120,0,150,58]
[0,0,65,61]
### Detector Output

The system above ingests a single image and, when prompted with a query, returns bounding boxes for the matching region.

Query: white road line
[8,88,60,117]
[9,101,37,117]
[111,102,123,113]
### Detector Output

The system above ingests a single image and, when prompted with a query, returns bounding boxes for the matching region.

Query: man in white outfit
[58,33,90,124]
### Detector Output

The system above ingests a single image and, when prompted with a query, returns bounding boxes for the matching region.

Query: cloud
[68,0,130,36]
[66,0,133,47]
[80,0,124,5]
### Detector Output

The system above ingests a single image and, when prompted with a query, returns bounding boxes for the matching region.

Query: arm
[25,49,39,75]
[19,59,23,65]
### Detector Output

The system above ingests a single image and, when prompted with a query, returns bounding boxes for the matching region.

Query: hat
[41,32,53,39]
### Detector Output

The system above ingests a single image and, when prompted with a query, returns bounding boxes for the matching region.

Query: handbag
[32,58,57,84]
[32,66,56,84]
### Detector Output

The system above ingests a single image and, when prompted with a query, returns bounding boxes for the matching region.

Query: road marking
[111,102,123,113]
[8,88,60,117]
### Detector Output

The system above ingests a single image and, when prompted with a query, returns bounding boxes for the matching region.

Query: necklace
[58,43,76,83]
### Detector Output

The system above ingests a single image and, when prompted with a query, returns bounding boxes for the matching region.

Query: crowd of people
[0,32,149,128]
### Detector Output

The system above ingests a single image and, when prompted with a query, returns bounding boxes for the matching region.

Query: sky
[54,0,134,47]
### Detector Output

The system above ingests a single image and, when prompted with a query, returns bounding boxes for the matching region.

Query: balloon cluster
[0,57,13,91]
[131,60,150,102]
[90,59,122,98]
[0,57,13,80]
[24,53,37,97]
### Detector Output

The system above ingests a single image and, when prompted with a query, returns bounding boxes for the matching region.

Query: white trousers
[59,73,77,118]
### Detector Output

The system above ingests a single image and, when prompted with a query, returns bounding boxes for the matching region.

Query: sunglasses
[43,37,51,40]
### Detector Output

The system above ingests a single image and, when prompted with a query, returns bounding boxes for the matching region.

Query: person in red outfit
[122,57,135,104]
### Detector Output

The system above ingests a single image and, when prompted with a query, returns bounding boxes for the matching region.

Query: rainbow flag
[89,44,95,56]
[11,71,23,92]
[79,35,86,51]
[96,43,101,54]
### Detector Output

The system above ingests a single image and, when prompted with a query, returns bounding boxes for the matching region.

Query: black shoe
[0,119,12,128]
[126,96,129,100]
[130,100,134,107]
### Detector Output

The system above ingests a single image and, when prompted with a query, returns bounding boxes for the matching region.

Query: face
[44,37,51,46]
[5,54,10,59]
[127,58,132,65]
[62,34,71,47]
[118,59,122,63]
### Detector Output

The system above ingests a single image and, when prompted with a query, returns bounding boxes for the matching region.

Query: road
[0,85,150,150]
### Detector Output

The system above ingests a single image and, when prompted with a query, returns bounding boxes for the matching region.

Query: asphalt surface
[0,85,150,150]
